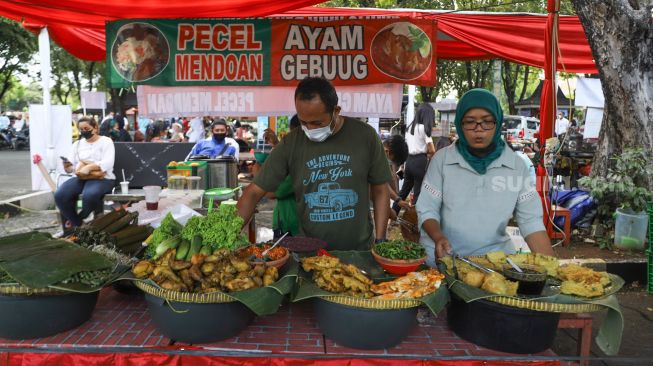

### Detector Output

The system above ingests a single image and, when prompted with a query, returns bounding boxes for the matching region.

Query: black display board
[114,142,194,188]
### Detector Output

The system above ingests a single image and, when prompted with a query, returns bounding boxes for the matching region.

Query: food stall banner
[136,83,403,118]
[106,18,436,88]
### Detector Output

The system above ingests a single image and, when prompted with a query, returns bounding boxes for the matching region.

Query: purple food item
[280,237,327,253]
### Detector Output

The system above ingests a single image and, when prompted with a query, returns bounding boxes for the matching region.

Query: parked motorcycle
[0,127,15,149]
[12,128,29,150]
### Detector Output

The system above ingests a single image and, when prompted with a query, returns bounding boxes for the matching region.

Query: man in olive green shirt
[237,77,391,250]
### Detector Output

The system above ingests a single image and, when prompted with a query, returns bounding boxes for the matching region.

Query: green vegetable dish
[373,240,426,260]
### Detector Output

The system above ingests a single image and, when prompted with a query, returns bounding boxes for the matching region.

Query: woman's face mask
[80,130,93,139]
[302,113,335,142]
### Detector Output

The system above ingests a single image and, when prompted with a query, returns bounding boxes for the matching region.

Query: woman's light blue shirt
[416,144,545,266]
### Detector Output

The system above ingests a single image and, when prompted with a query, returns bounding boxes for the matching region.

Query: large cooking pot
[144,293,254,343]
[447,294,560,354]
[0,291,99,339]
[314,297,417,350]
[190,156,238,190]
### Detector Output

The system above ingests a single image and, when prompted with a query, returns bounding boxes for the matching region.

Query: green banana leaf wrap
[439,262,624,356]
[131,259,300,316]
[292,250,449,315]
[0,232,121,291]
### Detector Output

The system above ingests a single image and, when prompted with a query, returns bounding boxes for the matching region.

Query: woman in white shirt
[395,103,435,210]
[54,117,116,228]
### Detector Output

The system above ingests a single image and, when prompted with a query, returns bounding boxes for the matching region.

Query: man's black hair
[211,118,227,129]
[294,77,338,114]
[290,115,300,129]
[384,134,409,165]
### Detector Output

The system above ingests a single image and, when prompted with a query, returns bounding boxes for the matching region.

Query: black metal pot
[447,294,560,354]
[314,298,417,350]
[144,293,254,344]
[0,291,99,339]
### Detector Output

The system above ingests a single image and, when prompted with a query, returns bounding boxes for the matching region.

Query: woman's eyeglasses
[462,119,496,131]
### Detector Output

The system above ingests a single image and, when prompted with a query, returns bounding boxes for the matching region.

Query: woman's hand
[77,165,92,176]
[434,235,452,258]
[397,199,411,209]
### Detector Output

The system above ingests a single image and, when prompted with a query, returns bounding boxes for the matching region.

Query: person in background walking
[395,103,435,210]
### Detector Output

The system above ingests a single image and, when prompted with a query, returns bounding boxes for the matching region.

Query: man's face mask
[302,113,335,142]
[213,132,226,142]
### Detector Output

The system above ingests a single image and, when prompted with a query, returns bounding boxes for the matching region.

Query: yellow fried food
[508,253,558,277]
[561,280,604,298]
[486,251,507,268]
[462,269,485,288]
[302,256,373,297]
[132,260,155,278]
[301,256,340,271]
[481,272,518,296]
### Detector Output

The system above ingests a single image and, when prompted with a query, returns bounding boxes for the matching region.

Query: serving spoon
[506,257,524,273]
[262,232,289,258]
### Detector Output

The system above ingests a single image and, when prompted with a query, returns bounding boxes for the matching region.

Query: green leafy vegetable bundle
[181,204,248,251]
[146,213,183,258]
[373,240,426,260]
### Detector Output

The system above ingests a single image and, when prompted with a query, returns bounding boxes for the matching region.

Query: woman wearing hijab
[416,89,553,266]
[396,103,436,208]
[111,117,132,142]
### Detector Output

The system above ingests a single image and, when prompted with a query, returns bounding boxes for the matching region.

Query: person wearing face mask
[189,119,237,158]
[55,117,116,230]
[237,77,392,250]
[416,89,553,266]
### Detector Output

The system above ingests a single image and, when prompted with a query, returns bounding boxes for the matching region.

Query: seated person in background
[55,117,115,228]
[189,119,237,158]
[148,121,168,142]
[169,122,186,142]
[383,135,410,219]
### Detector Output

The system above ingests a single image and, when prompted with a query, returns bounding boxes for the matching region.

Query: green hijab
[454,88,505,174]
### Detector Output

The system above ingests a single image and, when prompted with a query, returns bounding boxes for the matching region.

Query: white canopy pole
[38,27,56,172]
[406,85,416,125]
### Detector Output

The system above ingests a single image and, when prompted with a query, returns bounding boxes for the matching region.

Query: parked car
[502,115,540,140]
[72,121,79,141]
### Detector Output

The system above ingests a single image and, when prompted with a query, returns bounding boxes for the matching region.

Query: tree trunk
[87,62,96,91]
[572,0,653,190]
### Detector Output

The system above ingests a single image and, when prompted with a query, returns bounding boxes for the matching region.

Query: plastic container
[167,176,185,190]
[186,176,201,190]
[614,208,649,251]
[166,161,208,190]
[143,186,162,210]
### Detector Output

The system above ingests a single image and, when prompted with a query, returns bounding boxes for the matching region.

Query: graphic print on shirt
[302,154,358,222]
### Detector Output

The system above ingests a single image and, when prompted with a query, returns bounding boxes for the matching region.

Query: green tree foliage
[51,44,104,107]
[323,0,573,108]
[2,79,42,111]
[0,19,36,103]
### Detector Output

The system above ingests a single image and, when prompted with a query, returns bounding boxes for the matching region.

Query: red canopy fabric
[0,2,597,74]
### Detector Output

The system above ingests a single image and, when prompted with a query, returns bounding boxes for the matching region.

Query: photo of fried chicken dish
[371,22,432,80]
